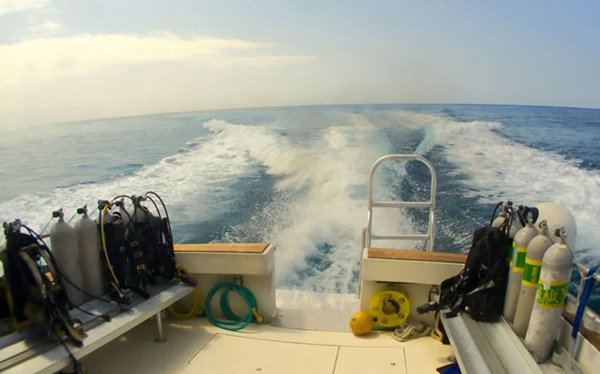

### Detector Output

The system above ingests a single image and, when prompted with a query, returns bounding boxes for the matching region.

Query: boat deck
[81,316,453,374]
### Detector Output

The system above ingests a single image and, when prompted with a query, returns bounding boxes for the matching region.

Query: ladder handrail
[366,154,437,251]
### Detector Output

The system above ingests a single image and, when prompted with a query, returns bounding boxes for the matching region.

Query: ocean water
[1,104,599,311]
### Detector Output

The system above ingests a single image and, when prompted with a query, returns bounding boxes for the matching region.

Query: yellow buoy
[369,286,410,328]
[349,311,373,336]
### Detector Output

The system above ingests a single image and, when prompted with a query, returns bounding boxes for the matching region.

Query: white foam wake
[0,116,422,294]
[0,120,266,241]
[390,110,600,252]
[211,115,422,293]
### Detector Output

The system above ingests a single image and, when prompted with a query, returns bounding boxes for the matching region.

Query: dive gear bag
[438,224,511,321]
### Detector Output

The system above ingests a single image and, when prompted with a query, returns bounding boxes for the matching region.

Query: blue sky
[0,0,598,128]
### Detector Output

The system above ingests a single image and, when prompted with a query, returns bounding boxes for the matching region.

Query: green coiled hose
[205,282,263,331]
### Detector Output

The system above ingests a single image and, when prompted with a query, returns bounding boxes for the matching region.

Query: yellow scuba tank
[368,287,410,328]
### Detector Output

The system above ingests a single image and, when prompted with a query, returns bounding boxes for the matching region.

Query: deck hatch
[334,347,406,374]
[189,334,338,373]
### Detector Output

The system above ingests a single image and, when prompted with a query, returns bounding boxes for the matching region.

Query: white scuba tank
[524,229,574,363]
[50,209,86,306]
[534,202,577,248]
[75,206,105,299]
[512,221,554,337]
[491,202,522,238]
[503,215,538,322]
[492,211,508,228]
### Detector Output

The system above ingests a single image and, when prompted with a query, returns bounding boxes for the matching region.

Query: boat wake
[1,108,599,301]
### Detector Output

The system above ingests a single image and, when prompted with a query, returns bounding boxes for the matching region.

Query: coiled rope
[391,315,444,342]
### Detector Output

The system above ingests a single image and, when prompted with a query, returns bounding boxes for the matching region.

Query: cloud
[0,0,47,17]
[203,55,316,67]
[0,33,313,87]
[26,20,64,36]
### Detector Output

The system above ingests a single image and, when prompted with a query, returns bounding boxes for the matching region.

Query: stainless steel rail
[365,154,437,251]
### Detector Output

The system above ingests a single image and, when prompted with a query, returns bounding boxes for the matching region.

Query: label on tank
[522,258,542,287]
[509,241,515,267]
[536,279,568,309]
[513,246,527,273]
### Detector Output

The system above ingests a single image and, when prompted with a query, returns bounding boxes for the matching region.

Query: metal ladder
[363,154,437,251]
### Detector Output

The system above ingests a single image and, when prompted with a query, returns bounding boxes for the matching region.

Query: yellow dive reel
[369,287,410,328]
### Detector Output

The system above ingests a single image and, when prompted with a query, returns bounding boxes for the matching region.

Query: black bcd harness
[417,206,512,323]
[2,221,85,372]
[97,192,194,302]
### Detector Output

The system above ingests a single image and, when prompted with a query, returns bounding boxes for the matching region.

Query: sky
[0,0,599,129]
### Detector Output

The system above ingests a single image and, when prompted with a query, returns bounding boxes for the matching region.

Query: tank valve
[76,205,88,216]
[52,208,64,219]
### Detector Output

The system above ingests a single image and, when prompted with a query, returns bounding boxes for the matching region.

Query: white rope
[392,322,433,342]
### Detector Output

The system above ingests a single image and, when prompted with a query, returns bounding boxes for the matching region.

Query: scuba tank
[534,202,577,248]
[491,201,523,238]
[512,221,554,337]
[524,228,574,363]
[491,201,522,280]
[4,220,85,372]
[491,202,510,229]
[75,205,105,299]
[50,209,86,306]
[503,214,538,322]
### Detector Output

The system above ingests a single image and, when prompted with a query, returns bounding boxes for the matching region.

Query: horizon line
[10,101,600,130]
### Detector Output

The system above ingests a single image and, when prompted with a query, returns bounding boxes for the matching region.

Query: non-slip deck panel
[174,243,269,254]
[367,248,467,263]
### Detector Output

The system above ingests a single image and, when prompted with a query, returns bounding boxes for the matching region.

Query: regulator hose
[167,265,202,319]
[99,205,121,290]
[205,282,263,331]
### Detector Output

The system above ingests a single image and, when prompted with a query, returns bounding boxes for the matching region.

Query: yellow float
[369,286,410,328]
[349,311,374,336]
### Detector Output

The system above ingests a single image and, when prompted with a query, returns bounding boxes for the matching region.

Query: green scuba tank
[524,229,574,363]
[503,215,538,322]
[512,221,554,337]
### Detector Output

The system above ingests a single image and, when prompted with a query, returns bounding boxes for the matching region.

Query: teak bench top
[367,247,467,264]
[174,243,270,254]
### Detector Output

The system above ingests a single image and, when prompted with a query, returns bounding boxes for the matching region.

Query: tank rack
[0,283,192,374]
[442,311,543,374]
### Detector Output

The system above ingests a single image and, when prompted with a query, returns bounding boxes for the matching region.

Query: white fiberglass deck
[81,316,453,374]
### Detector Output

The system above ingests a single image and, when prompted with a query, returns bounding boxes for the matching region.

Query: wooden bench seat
[174,243,269,254]
[367,247,467,264]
